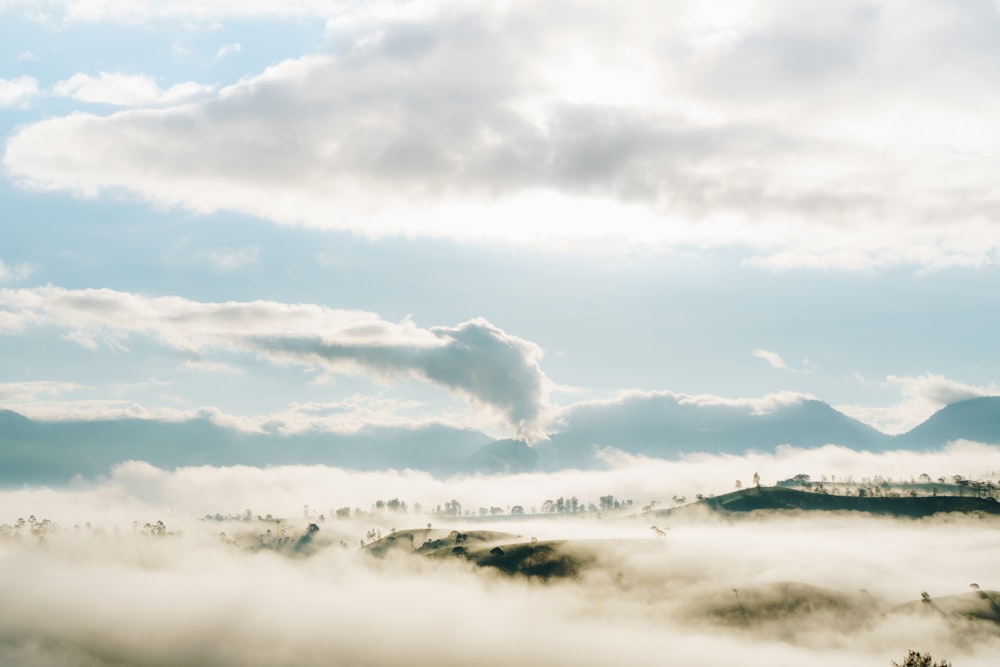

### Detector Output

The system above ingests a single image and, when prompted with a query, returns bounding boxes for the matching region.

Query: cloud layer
[5,0,1000,267]
[2,448,1000,667]
[0,287,552,438]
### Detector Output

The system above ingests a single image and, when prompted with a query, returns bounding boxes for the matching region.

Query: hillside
[668,486,1000,518]
[362,524,1000,639]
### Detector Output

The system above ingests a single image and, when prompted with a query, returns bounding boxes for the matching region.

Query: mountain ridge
[2,396,1000,483]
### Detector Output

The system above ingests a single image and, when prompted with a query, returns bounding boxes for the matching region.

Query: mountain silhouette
[3,394,1000,483]
[538,395,891,469]
[895,397,1000,448]
[0,410,491,484]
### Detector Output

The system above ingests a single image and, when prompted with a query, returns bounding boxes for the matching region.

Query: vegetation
[684,486,1000,518]
[892,650,950,667]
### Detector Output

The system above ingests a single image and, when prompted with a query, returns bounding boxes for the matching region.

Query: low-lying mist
[2,443,999,667]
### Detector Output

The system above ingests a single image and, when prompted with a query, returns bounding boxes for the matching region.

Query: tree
[891,650,950,667]
[752,472,760,487]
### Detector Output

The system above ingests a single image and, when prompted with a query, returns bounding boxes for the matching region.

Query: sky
[2,0,1000,442]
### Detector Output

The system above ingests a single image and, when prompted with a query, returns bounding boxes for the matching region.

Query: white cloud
[839,373,1000,435]
[1,0,350,23]
[752,348,814,373]
[0,380,83,403]
[752,348,787,370]
[1,398,459,436]
[52,72,215,107]
[16,50,40,62]
[0,286,554,439]
[6,1,1000,268]
[0,75,38,108]
[180,359,243,375]
[0,260,32,284]
[582,388,816,416]
[215,42,241,59]
[194,244,259,270]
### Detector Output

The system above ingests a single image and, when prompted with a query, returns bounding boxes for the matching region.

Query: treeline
[316,494,637,521]
[776,473,1000,500]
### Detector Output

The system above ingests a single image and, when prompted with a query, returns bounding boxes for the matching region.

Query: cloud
[839,373,1000,435]
[753,348,788,370]
[752,348,815,373]
[52,72,215,107]
[0,286,553,438]
[576,388,815,416]
[180,359,243,375]
[6,1,1000,268]
[0,75,38,108]
[0,380,83,403]
[0,398,454,437]
[215,42,241,59]
[194,244,259,270]
[0,0,351,23]
[0,260,32,284]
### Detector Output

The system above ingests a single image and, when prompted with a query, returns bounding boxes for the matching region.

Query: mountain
[538,395,891,469]
[465,438,539,474]
[895,397,1000,448]
[0,411,493,484]
[4,394,1000,483]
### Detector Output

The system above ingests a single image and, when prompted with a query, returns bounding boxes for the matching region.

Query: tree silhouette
[891,650,950,667]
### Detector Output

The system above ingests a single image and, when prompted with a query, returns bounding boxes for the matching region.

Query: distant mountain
[895,397,1000,448]
[4,394,1000,483]
[465,439,538,474]
[538,395,891,469]
[0,410,493,484]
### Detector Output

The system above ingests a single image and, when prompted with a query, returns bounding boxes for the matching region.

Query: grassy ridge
[688,486,1000,517]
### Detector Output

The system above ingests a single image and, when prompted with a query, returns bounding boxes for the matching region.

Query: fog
[2,444,999,666]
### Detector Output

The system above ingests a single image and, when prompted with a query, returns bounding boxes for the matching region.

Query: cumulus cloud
[840,374,1000,435]
[52,72,215,107]
[5,1,1000,267]
[0,75,38,108]
[0,286,553,438]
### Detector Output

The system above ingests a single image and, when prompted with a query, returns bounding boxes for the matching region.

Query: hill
[664,486,1000,518]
